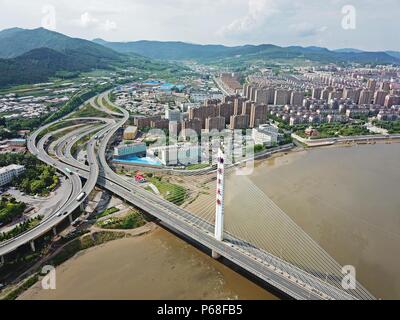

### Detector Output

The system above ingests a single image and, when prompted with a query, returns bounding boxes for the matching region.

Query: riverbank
[292,132,400,147]
[1,223,156,300]
[18,226,277,300]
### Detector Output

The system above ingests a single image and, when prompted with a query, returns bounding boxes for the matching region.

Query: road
[0,116,109,256]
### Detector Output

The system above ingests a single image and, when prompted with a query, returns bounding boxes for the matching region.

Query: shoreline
[1,222,157,300]
[17,224,277,300]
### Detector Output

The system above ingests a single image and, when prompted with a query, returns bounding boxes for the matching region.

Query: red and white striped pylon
[214,148,225,242]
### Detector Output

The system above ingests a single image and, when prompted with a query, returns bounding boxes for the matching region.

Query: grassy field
[68,103,109,119]
[0,216,43,242]
[185,163,210,170]
[149,177,187,206]
[373,120,400,134]
[97,207,120,219]
[102,96,120,113]
[96,211,146,230]
[294,123,372,139]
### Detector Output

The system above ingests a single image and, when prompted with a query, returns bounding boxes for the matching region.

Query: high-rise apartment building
[367,79,377,92]
[274,89,290,105]
[205,116,226,132]
[359,89,373,105]
[374,90,388,106]
[290,91,305,106]
[249,104,268,128]
[230,114,249,129]
[312,88,323,100]
[182,118,202,137]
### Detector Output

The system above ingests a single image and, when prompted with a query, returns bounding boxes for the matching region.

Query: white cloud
[80,12,98,28]
[79,11,116,32]
[102,19,117,32]
[218,0,281,36]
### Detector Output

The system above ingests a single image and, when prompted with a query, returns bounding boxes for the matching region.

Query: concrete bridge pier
[52,227,57,237]
[212,250,221,259]
[68,214,73,225]
[0,255,4,267]
[30,240,36,252]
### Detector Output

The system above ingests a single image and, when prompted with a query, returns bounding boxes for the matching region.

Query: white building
[114,143,147,158]
[252,124,280,146]
[0,164,25,187]
[151,144,201,166]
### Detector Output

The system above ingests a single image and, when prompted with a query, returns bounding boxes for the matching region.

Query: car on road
[76,192,86,202]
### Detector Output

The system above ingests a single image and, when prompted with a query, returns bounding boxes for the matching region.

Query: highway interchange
[0,90,375,300]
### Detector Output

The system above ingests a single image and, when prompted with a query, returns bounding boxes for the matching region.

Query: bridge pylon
[212,148,225,259]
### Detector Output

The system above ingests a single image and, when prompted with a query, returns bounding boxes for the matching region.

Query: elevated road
[0,118,109,256]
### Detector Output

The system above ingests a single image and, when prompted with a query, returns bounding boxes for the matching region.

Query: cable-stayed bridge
[0,91,376,300]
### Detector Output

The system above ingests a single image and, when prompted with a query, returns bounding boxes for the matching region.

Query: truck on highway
[76,192,86,202]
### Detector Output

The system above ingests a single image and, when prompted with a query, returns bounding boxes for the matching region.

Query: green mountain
[93,39,400,65]
[93,39,230,60]
[0,27,128,87]
[0,47,92,87]
[0,27,122,62]
[334,48,400,61]
[0,28,191,87]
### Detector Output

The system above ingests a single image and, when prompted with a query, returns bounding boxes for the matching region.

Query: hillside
[93,39,400,65]
[0,28,131,87]
[93,39,230,60]
[0,28,191,87]
[0,48,92,86]
[0,27,122,62]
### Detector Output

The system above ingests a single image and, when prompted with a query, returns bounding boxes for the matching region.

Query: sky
[0,0,399,51]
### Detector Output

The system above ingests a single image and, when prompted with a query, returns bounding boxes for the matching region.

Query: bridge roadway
[50,98,366,300]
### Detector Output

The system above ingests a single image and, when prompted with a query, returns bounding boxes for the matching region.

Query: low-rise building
[6,139,27,146]
[152,144,201,166]
[123,126,138,141]
[252,124,280,146]
[114,143,147,158]
[0,164,25,187]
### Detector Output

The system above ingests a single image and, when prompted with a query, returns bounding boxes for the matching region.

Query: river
[19,228,276,300]
[234,143,400,299]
